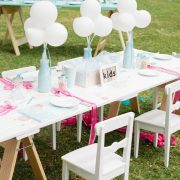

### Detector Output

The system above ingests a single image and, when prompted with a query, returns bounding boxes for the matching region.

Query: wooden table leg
[2,7,20,56]
[131,96,140,113]
[18,7,32,49]
[118,30,125,50]
[0,137,47,180]
[0,139,20,180]
[3,11,15,45]
[107,96,140,119]
[107,101,120,118]
[94,10,126,56]
[21,137,47,180]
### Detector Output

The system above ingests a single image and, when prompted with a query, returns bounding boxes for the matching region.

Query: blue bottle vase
[38,58,51,93]
[123,31,134,69]
[83,47,92,60]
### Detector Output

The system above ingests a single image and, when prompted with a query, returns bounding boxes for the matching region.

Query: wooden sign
[100,64,118,85]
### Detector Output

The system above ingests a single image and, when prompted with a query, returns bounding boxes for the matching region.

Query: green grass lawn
[0,0,180,179]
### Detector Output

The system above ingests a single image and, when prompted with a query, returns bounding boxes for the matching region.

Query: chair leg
[164,133,171,167]
[98,106,104,122]
[57,122,61,131]
[153,87,159,109]
[77,114,82,143]
[52,124,56,150]
[122,173,128,180]
[62,161,69,180]
[134,122,140,158]
[153,133,158,148]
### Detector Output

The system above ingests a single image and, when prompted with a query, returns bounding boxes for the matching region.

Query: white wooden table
[0,50,179,179]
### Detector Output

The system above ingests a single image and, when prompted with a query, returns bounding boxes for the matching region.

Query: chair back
[165,80,180,130]
[95,112,134,179]
[1,66,36,79]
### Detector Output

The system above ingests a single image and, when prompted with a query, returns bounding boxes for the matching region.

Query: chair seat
[135,109,180,128]
[62,143,125,176]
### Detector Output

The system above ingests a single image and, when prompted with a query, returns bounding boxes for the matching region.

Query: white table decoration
[24,0,68,93]
[111,0,151,69]
[72,0,113,87]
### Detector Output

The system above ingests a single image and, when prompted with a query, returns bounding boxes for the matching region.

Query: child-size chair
[62,112,134,180]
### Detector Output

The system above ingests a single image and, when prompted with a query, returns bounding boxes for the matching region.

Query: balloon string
[86,36,91,48]
[46,45,52,68]
[90,34,95,45]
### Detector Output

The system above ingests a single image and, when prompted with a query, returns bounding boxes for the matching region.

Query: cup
[58,75,67,90]
[62,65,76,88]
[136,54,150,69]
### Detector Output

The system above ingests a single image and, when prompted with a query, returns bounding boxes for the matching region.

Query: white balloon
[25,28,44,47]
[45,23,68,47]
[30,1,58,28]
[111,12,120,30]
[73,17,94,37]
[80,0,101,21]
[94,15,112,37]
[117,13,136,32]
[117,0,137,13]
[135,10,151,28]
[24,17,41,30]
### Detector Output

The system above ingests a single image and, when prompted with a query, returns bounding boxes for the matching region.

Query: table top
[0,0,117,10]
[0,50,179,143]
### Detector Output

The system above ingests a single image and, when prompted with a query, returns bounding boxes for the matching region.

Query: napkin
[18,103,68,123]
[0,78,33,90]
[0,102,16,116]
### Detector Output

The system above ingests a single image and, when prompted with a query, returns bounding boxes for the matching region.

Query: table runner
[0,78,33,90]
[147,65,180,103]
[52,88,98,144]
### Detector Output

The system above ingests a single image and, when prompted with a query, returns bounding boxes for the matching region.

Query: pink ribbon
[0,103,16,116]
[147,65,180,103]
[147,65,180,79]
[52,88,98,144]
[0,78,15,90]
[0,78,33,90]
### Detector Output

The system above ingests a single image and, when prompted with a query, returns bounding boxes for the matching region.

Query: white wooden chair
[134,80,180,167]
[1,66,36,78]
[62,112,134,180]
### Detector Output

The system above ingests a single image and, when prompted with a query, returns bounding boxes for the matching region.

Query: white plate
[67,1,82,5]
[50,96,80,108]
[138,69,157,77]
[153,54,172,60]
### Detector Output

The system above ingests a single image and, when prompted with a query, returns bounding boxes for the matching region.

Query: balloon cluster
[73,0,112,47]
[24,1,68,47]
[111,0,151,32]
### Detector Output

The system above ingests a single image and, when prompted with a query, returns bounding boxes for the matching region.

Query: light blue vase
[123,31,134,69]
[83,47,92,60]
[38,46,51,93]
